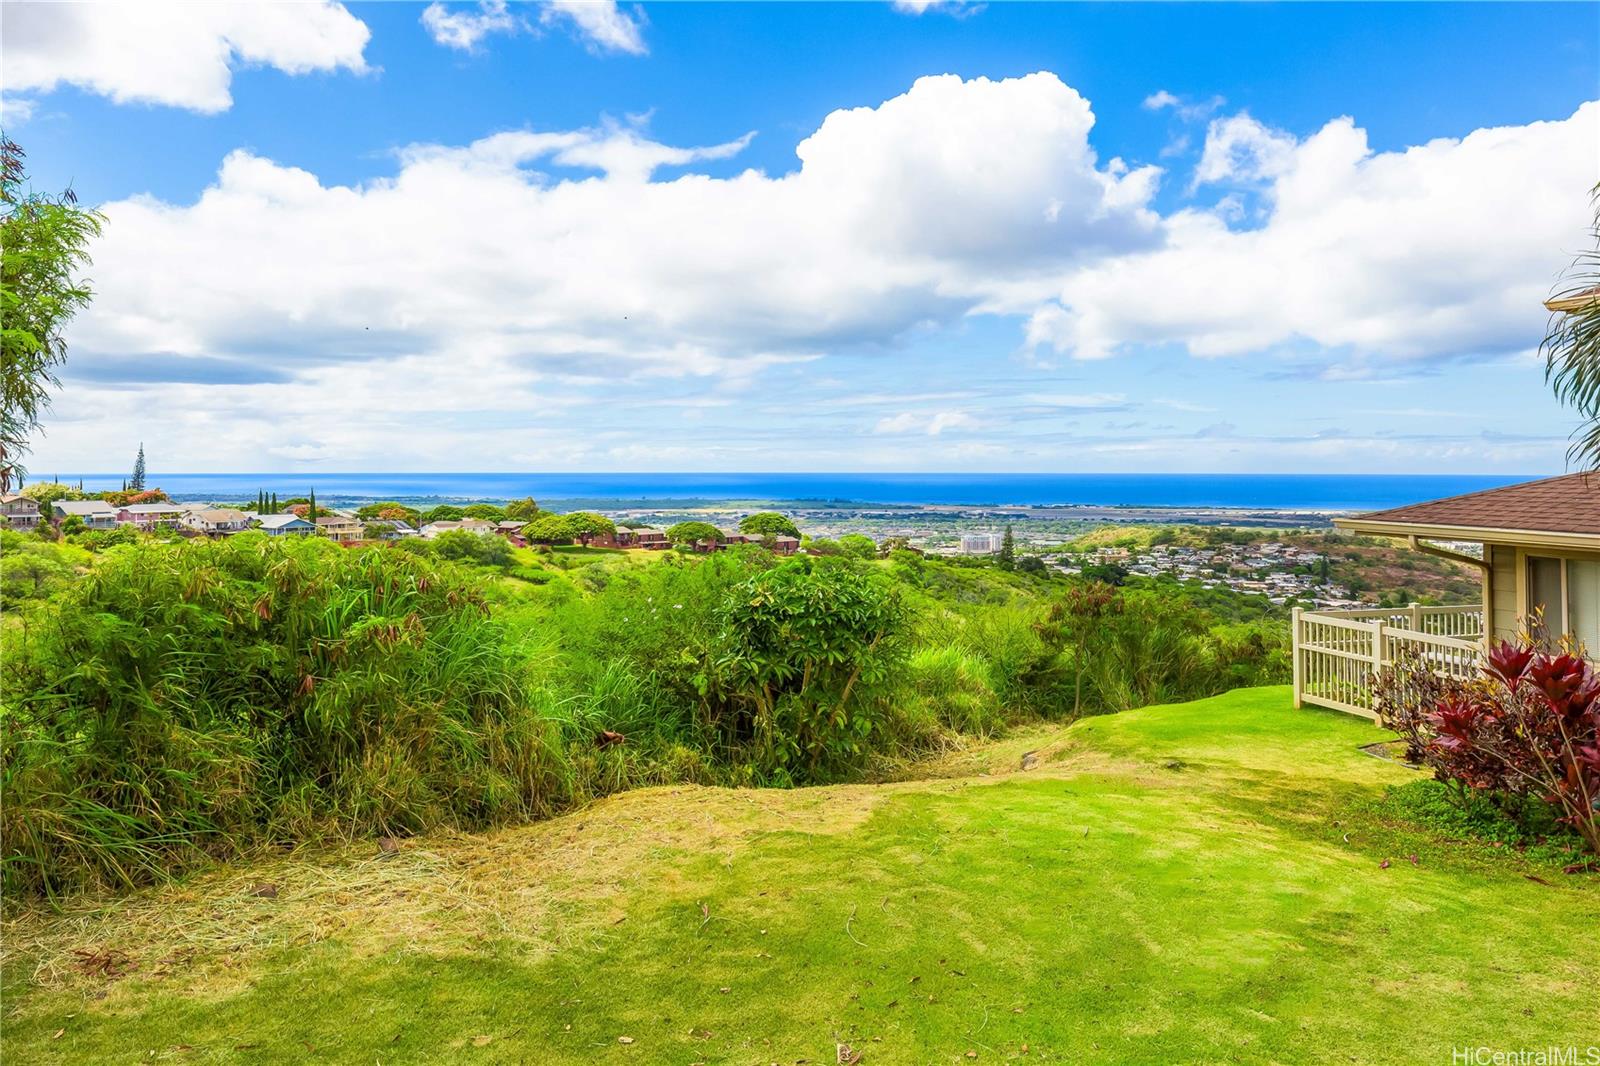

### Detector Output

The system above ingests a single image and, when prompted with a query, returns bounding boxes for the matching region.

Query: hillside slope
[4,687,1595,1064]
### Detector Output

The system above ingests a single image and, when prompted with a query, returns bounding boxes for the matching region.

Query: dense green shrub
[1,534,566,896]
[1,533,1293,899]
[68,524,138,552]
[701,559,907,779]
[433,527,513,567]
[0,529,83,607]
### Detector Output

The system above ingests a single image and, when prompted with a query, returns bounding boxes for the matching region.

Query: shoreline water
[43,472,1535,512]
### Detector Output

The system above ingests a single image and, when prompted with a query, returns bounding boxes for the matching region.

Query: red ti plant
[1375,638,1600,854]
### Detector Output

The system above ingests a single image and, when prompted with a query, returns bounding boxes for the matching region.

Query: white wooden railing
[1291,604,1484,721]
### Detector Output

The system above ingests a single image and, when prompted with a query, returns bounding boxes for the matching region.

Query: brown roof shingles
[1351,473,1600,536]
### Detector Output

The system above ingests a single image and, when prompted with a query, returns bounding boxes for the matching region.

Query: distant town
[1056,541,1362,610]
[0,483,1411,612]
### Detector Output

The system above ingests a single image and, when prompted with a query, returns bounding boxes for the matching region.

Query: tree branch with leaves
[1542,185,1600,472]
[1,137,104,491]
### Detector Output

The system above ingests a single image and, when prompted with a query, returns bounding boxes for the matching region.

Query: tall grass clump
[903,645,1004,738]
[1,534,566,897]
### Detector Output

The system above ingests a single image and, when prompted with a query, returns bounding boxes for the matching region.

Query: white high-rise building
[960,532,1004,555]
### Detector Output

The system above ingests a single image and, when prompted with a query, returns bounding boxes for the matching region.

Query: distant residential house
[495,520,527,547]
[420,518,496,539]
[633,530,670,550]
[182,508,252,535]
[366,520,419,540]
[118,503,187,529]
[53,500,119,529]
[256,513,316,537]
[316,515,364,541]
[0,493,41,529]
[702,533,799,555]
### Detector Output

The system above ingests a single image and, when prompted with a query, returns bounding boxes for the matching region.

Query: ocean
[50,472,1536,511]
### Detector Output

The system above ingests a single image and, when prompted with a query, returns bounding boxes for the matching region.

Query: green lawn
[4,687,1596,1063]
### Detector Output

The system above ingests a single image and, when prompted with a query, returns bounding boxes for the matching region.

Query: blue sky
[6,1,1598,475]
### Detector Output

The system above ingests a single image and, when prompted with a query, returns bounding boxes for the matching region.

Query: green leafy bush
[1,530,1294,899]
[701,559,907,778]
[1,535,566,896]
[0,529,82,606]
[432,527,513,568]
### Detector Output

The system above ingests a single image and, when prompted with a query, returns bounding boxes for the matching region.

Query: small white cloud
[266,443,335,463]
[873,412,922,435]
[421,1,523,52]
[927,410,976,435]
[891,0,986,17]
[1143,90,1226,123]
[875,410,976,435]
[1029,392,1129,410]
[0,95,36,125]
[541,0,648,56]
[1193,111,1297,187]
[1158,133,1191,159]
[1152,398,1218,414]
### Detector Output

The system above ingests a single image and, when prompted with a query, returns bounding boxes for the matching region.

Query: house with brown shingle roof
[1293,472,1600,720]
[1334,472,1600,646]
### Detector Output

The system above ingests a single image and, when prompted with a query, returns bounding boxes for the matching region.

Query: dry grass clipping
[3,736,1102,1010]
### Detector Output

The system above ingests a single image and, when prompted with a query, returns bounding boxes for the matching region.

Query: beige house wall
[1488,543,1519,642]
[1482,541,1600,646]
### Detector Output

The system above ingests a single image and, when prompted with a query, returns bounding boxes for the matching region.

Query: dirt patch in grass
[4,747,1115,1007]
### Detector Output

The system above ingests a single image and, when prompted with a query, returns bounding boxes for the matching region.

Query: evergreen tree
[270,491,278,515]
[998,525,1016,571]
[307,489,318,524]
[129,443,146,491]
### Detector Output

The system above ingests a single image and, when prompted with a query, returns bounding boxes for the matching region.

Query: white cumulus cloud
[1,0,371,114]
[36,72,1597,471]
[75,72,1158,377]
[1030,101,1598,363]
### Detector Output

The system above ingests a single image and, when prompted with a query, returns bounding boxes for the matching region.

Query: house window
[1527,555,1600,653]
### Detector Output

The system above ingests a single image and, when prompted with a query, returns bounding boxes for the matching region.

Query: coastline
[40,471,1537,515]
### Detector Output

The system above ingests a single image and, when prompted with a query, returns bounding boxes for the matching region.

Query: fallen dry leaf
[472,1035,492,1047]
[618,1036,635,1045]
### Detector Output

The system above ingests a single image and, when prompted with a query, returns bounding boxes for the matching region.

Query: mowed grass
[4,687,1596,1063]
